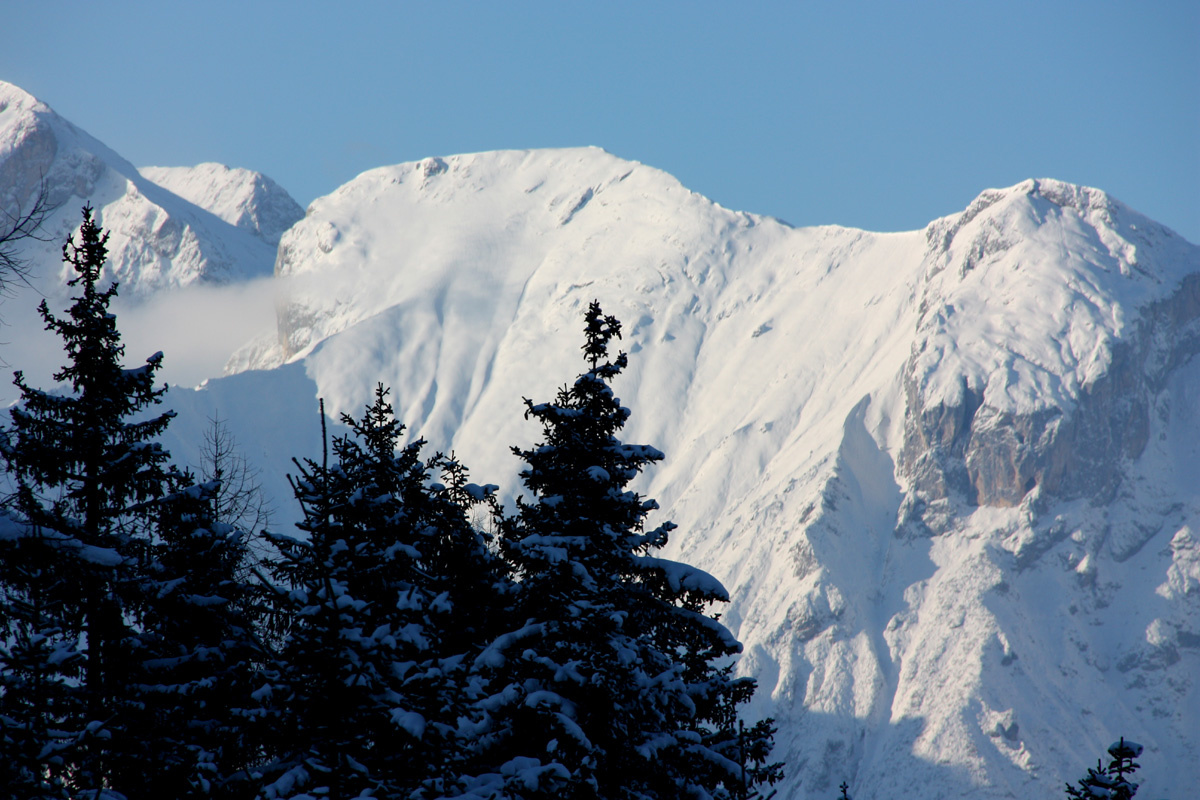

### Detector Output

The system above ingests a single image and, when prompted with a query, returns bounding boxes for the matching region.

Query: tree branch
[0,181,58,294]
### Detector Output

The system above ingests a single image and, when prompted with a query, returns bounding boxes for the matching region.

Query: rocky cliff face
[899,180,1200,523]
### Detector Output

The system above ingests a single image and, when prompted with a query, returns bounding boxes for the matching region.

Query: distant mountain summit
[140,163,303,247]
[0,80,298,295]
[899,177,1199,513]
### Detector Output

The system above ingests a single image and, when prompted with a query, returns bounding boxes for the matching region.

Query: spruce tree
[128,476,263,798]
[0,508,84,798]
[0,206,257,798]
[256,386,505,799]
[1065,737,1142,800]
[481,301,780,799]
[0,205,178,796]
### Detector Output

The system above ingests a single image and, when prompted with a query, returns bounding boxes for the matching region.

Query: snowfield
[3,80,1198,798]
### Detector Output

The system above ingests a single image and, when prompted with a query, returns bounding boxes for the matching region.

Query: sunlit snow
[3,79,1199,799]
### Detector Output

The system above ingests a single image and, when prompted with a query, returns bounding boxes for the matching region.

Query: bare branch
[0,180,58,294]
[196,412,275,575]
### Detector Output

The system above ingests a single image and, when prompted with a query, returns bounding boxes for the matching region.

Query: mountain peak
[140,162,304,246]
[261,145,769,368]
[0,79,50,117]
[308,146,669,220]
[0,81,281,295]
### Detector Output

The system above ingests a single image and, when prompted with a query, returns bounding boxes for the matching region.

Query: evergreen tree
[127,476,263,798]
[0,206,257,798]
[0,507,84,798]
[0,205,178,796]
[256,387,505,799]
[480,301,780,799]
[1065,737,1142,800]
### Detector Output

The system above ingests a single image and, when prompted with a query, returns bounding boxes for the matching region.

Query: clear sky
[4,1,1198,242]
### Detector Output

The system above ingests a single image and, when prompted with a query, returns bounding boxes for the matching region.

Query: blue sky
[4,1,1197,242]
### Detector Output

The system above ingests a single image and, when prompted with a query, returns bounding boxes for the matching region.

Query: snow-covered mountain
[139,162,303,247]
[0,81,290,295]
[163,147,1200,799]
[3,82,1197,798]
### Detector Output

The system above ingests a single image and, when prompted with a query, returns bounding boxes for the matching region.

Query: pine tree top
[1065,735,1143,800]
[581,299,623,371]
[7,205,174,531]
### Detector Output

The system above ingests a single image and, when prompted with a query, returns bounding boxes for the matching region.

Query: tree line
[0,207,781,799]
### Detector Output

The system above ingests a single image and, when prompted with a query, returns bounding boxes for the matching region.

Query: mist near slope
[0,275,279,406]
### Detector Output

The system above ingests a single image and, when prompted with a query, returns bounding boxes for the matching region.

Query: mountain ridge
[173,149,1198,797]
[213,149,1195,798]
[2,82,1197,798]
[0,80,294,295]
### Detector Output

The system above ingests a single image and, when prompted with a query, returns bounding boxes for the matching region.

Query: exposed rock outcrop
[899,181,1200,518]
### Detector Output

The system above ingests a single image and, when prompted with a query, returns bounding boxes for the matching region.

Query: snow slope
[3,85,1196,796]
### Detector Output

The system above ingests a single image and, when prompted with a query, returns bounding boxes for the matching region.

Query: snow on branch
[636,555,730,600]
